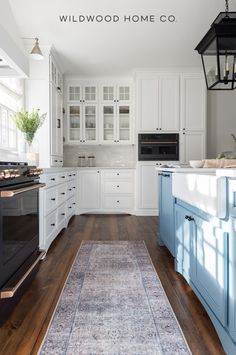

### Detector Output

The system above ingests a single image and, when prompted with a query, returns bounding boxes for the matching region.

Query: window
[0,78,24,152]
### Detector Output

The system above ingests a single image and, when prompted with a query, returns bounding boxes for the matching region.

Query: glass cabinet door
[68,86,82,102]
[117,105,131,142]
[68,105,82,142]
[84,86,97,102]
[84,105,98,143]
[102,86,115,102]
[118,85,130,102]
[102,105,116,142]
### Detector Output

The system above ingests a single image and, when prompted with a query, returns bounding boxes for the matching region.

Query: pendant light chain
[225,0,229,14]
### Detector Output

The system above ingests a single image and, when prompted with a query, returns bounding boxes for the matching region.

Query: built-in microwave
[138,133,179,161]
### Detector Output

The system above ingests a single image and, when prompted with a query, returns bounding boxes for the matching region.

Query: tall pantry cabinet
[26,46,64,167]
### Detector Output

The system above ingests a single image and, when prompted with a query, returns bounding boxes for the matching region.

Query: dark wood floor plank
[0,215,225,355]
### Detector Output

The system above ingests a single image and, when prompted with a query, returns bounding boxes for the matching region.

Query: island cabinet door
[175,204,192,282]
[159,173,175,256]
[190,215,228,326]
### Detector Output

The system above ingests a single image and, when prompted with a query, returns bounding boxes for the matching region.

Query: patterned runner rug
[39,241,191,355]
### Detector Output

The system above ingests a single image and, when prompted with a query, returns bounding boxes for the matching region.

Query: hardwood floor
[0,215,225,355]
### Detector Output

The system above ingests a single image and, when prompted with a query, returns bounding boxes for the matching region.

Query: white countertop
[42,166,136,172]
[156,167,217,173]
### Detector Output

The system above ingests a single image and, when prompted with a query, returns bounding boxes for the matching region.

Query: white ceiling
[8,0,236,77]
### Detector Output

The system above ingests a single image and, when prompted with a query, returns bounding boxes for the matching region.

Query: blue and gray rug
[39,241,191,354]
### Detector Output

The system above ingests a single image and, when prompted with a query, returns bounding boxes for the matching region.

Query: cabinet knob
[61,192,65,195]
[159,128,162,130]
[117,185,119,188]
[73,202,76,205]
[51,178,55,181]
[61,176,65,178]
[117,200,120,203]
[68,188,72,191]
[51,198,56,201]
[183,128,186,131]
[117,173,120,176]
[156,128,159,130]
[51,223,55,226]
[61,213,65,216]
[68,206,72,209]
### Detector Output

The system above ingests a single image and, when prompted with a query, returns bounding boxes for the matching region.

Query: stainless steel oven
[138,133,179,161]
[0,162,45,325]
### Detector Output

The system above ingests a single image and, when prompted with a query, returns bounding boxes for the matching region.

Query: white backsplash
[63,145,136,167]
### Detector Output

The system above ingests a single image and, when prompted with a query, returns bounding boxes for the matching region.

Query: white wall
[207,91,236,158]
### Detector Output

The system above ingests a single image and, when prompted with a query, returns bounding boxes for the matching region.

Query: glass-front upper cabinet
[68,104,82,142]
[67,104,98,144]
[101,105,116,143]
[84,104,98,143]
[101,84,131,103]
[68,84,97,103]
[117,104,131,143]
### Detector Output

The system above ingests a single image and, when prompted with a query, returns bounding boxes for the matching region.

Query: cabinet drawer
[57,202,67,223]
[103,181,133,194]
[42,174,58,187]
[67,197,75,215]
[58,183,67,205]
[44,187,58,215]
[67,180,76,197]
[67,171,77,180]
[102,170,133,180]
[103,195,133,210]
[45,210,57,239]
[58,172,67,183]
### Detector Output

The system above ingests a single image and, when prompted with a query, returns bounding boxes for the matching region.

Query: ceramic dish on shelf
[189,160,204,168]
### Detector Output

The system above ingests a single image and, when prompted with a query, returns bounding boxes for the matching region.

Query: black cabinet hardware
[185,215,194,221]
[57,119,61,128]
[51,223,55,226]
[51,178,55,181]
[61,192,65,195]
[61,213,65,216]
[51,198,56,201]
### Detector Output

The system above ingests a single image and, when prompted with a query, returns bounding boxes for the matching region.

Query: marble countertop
[42,166,136,172]
[156,167,217,173]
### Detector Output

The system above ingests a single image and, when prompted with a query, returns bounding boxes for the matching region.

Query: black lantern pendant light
[195,0,236,90]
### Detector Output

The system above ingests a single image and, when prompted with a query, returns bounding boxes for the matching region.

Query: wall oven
[138,133,179,161]
[0,162,45,325]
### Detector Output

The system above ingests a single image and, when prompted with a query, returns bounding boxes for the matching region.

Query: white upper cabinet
[159,76,180,131]
[137,78,159,131]
[180,75,206,131]
[101,83,131,103]
[137,75,180,132]
[67,83,97,103]
[180,131,206,164]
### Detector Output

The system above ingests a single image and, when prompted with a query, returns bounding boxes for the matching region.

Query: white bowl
[189,160,204,168]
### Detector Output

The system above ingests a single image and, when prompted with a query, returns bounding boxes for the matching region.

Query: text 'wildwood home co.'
[58,14,176,23]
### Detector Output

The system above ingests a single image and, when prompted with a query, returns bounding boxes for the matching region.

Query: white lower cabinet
[40,169,77,252]
[77,169,135,213]
[136,162,160,216]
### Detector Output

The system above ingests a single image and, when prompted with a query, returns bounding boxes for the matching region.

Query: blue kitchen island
[157,167,236,355]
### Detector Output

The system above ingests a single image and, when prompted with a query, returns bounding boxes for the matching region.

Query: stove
[0,162,45,325]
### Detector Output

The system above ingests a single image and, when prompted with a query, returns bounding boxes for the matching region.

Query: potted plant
[12,109,46,164]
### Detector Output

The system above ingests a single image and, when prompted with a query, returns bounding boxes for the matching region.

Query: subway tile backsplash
[63,145,136,167]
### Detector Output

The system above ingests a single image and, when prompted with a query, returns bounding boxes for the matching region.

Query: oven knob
[0,171,5,180]
[14,169,20,178]
[3,169,11,179]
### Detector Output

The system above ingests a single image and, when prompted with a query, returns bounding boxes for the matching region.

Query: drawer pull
[73,174,76,176]
[68,174,72,177]
[51,198,56,201]
[51,223,55,226]
[185,215,194,222]
[73,203,76,205]
[61,213,65,216]
[117,200,120,203]
[117,173,120,176]
[50,178,55,181]
[61,176,66,179]
[68,188,72,191]
[68,206,72,209]
[117,185,119,188]
[61,192,65,195]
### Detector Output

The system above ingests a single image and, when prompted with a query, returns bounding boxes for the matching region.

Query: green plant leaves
[12,109,46,144]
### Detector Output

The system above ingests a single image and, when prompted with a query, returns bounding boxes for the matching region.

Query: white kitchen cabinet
[136,162,159,215]
[101,83,131,103]
[67,83,97,103]
[101,103,132,144]
[39,169,77,252]
[27,49,64,168]
[78,170,101,210]
[180,75,206,131]
[67,103,98,144]
[137,75,180,132]
[77,168,135,213]
[180,131,206,164]
[51,82,63,161]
